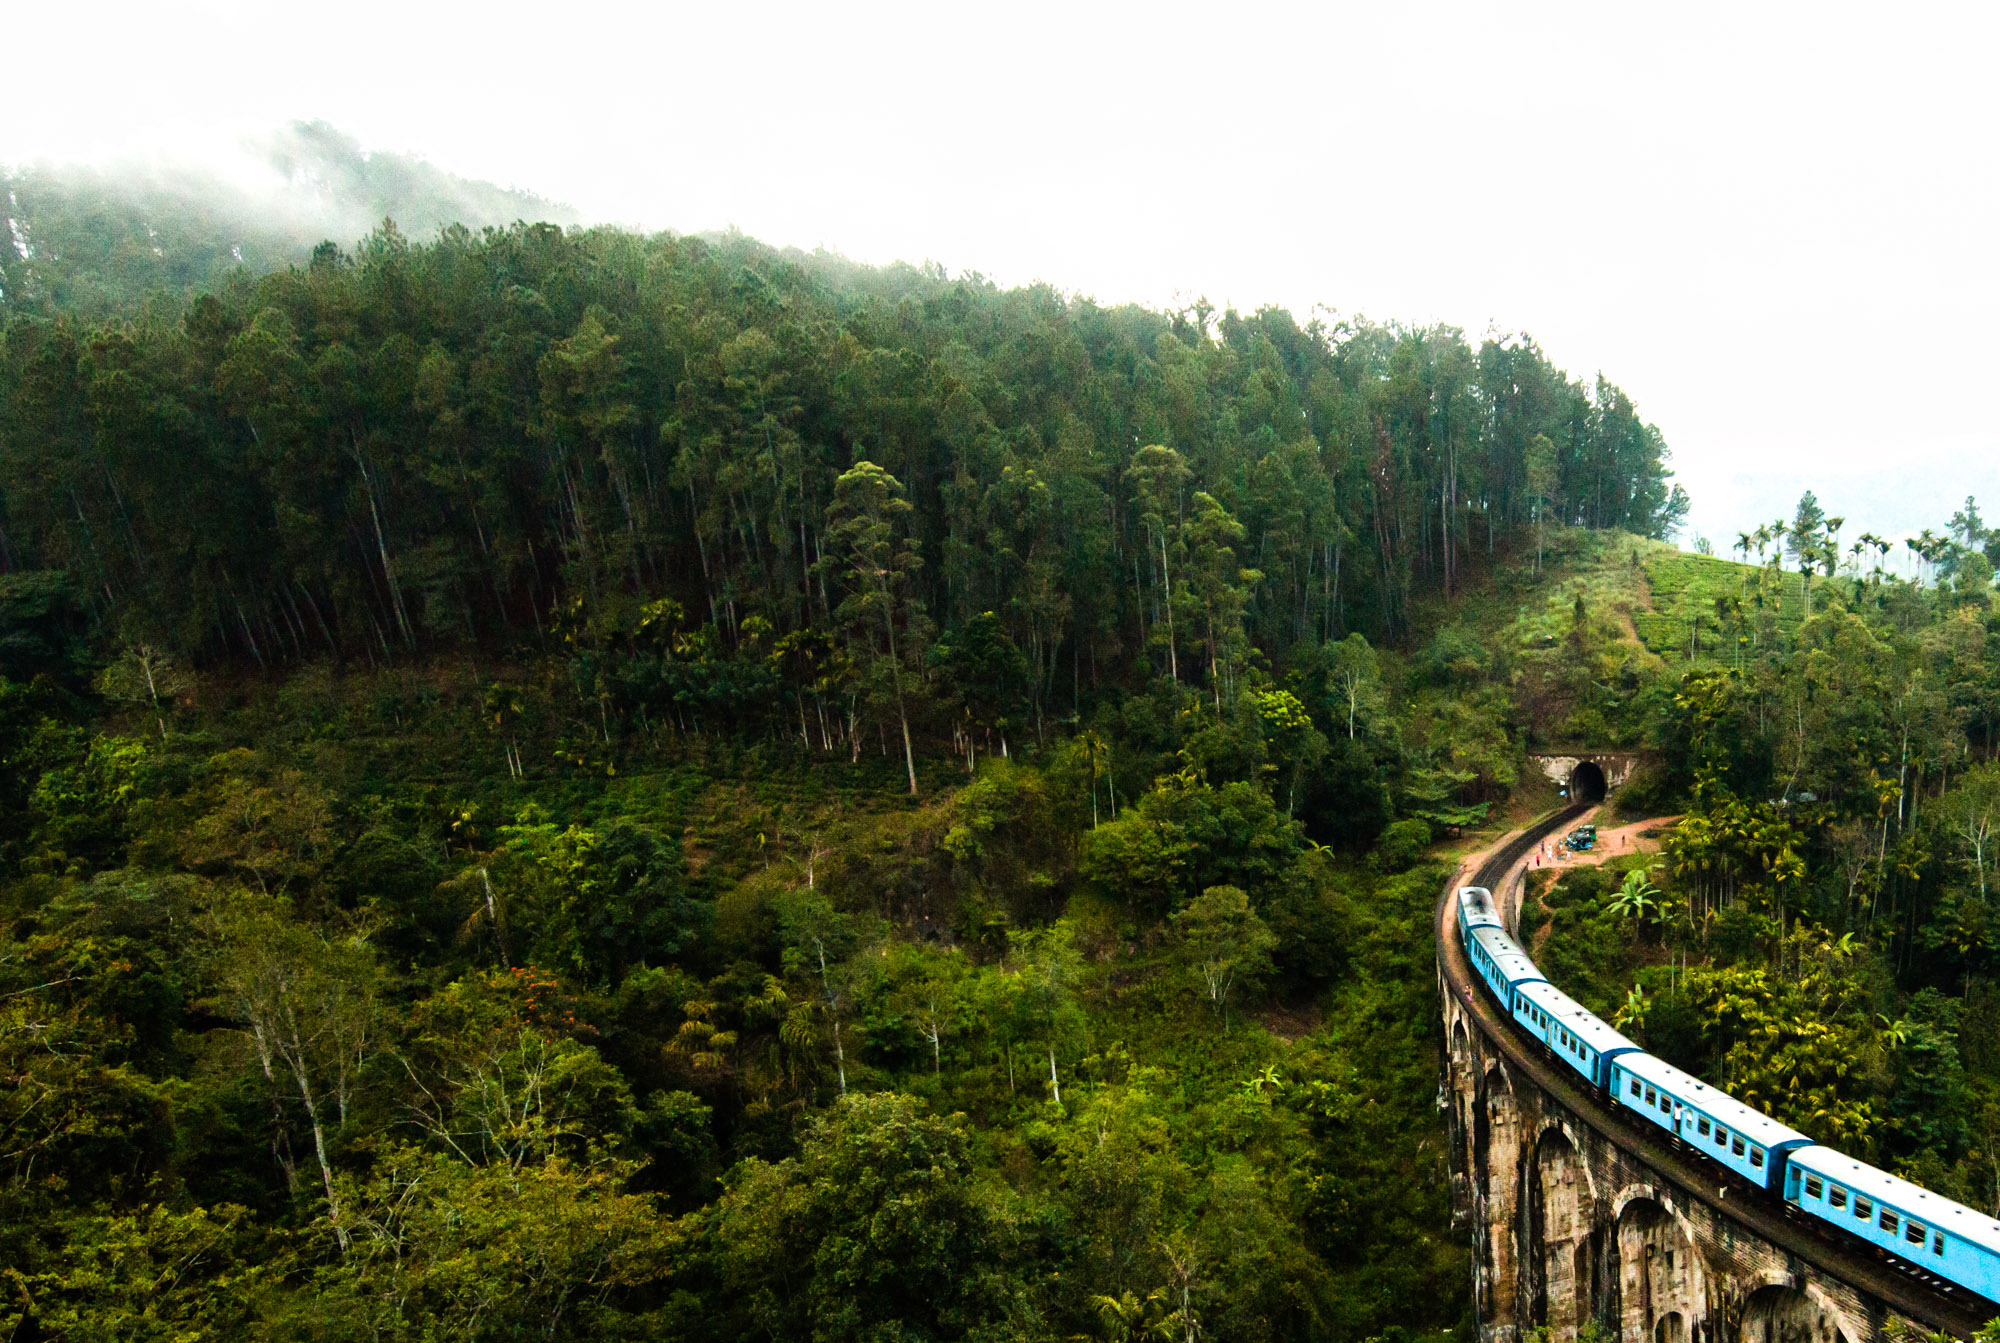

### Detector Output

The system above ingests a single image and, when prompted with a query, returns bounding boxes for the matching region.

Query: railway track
[1436,809,1993,1335]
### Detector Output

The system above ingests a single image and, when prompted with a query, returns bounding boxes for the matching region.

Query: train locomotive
[1453,883,2000,1306]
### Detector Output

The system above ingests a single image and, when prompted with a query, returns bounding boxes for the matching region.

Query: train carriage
[1465,923,1544,1006]
[1786,1147,2000,1302]
[1457,886,1504,937]
[1608,1053,1808,1193]
[1510,979,1639,1090]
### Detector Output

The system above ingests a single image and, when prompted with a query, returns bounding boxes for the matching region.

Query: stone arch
[1611,1183,1662,1220]
[1733,1283,1855,1343]
[1616,1196,1705,1343]
[1734,1284,1813,1343]
[1571,759,1608,803]
[1539,1121,1601,1205]
[1533,1126,1596,1337]
[1654,1312,1687,1343]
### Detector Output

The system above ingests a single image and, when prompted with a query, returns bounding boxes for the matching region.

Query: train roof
[1790,1146,2000,1253]
[1467,925,1545,987]
[1514,980,1640,1057]
[1613,1052,1810,1149]
[1458,887,1503,928]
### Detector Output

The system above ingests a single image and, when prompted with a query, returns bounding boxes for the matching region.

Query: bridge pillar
[1478,1063,1526,1339]
[1532,1125,1596,1337]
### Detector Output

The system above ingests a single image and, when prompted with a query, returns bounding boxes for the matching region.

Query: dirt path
[1522,813,1680,874]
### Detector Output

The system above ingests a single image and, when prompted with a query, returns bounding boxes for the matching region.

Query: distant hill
[0,121,580,318]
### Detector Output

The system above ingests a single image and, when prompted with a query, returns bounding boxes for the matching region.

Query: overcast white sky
[7,0,1995,551]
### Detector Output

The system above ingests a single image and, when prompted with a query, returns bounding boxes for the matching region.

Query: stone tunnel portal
[1570,760,1607,804]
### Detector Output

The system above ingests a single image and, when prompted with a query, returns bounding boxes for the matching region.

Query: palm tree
[1857,533,1892,592]
[1613,985,1651,1034]
[1910,528,1945,585]
[1609,867,1662,922]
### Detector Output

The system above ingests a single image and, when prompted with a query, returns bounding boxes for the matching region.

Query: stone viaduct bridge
[1437,795,1992,1343]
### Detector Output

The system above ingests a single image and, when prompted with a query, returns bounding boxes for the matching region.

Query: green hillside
[1633,551,1810,662]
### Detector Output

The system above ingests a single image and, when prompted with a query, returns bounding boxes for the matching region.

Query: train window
[1732,1137,1745,1156]
[1715,1128,1728,1147]
[1751,1146,1765,1168]
[1804,1176,1824,1199]
[1881,1209,1899,1234]
[1854,1197,1872,1219]
[1645,1087,1657,1105]
[1697,1117,1711,1136]
[1907,1221,1926,1245]
[1630,1079,1641,1098]
[1933,1232,1945,1255]
[1828,1186,1846,1209]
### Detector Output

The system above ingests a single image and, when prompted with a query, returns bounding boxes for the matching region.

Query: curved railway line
[1436,807,1994,1336]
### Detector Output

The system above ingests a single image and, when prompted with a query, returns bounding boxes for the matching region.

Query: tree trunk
[877,575,919,796]
[352,436,414,648]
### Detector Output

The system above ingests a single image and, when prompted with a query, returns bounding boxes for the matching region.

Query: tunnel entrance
[1570,761,1607,803]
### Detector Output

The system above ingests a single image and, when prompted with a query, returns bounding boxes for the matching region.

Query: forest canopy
[0,218,1684,732]
[0,201,1723,1343]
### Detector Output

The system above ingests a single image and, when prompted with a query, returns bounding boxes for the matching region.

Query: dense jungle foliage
[4,187,1989,1340]
[0,200,1691,1340]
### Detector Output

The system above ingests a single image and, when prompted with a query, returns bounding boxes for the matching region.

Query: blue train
[1454,884,2000,1305]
